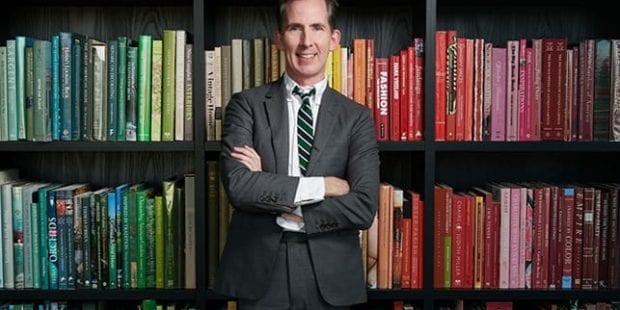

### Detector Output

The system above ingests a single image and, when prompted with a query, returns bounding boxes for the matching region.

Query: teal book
[116,37,128,141]
[51,35,60,141]
[126,44,138,141]
[107,39,118,141]
[107,191,117,288]
[0,46,7,141]
[25,45,34,141]
[58,32,73,141]
[16,36,34,140]
[38,184,61,289]
[12,183,26,289]
[71,34,84,141]
[33,40,52,142]
[137,35,153,142]
[7,40,17,141]
[24,183,48,288]
[114,184,128,287]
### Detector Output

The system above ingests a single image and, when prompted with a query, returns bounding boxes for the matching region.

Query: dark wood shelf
[434,141,620,152]
[0,141,194,152]
[379,142,425,152]
[431,289,620,301]
[0,289,196,301]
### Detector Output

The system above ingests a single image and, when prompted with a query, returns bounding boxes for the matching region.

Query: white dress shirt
[276,74,327,232]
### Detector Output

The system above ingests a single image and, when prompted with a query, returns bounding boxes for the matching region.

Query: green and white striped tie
[293,86,316,176]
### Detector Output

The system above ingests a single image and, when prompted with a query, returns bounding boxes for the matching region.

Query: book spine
[107,39,118,141]
[12,185,25,289]
[7,40,18,141]
[107,192,117,289]
[151,40,163,142]
[137,35,153,142]
[125,45,138,141]
[71,35,82,141]
[161,30,176,142]
[0,46,7,141]
[146,197,156,288]
[155,195,165,288]
[116,37,128,141]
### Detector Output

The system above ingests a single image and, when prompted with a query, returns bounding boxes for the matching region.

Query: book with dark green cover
[107,39,118,141]
[163,178,177,288]
[33,40,52,142]
[116,37,128,141]
[125,183,144,288]
[137,35,153,142]
[77,191,93,288]
[161,30,176,142]
[95,188,110,289]
[38,184,61,289]
[154,194,165,288]
[79,37,93,141]
[146,195,156,288]
[114,184,128,288]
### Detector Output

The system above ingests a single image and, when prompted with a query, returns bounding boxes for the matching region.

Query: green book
[136,187,153,288]
[141,299,157,310]
[126,183,144,288]
[146,196,156,288]
[107,191,117,288]
[137,35,153,142]
[154,194,165,288]
[116,36,128,141]
[163,178,177,288]
[161,30,176,142]
[107,39,118,141]
[150,40,163,142]
[126,44,138,141]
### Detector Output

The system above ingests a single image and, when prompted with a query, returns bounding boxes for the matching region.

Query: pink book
[489,183,511,288]
[524,188,534,288]
[491,48,507,141]
[506,40,520,141]
[531,39,543,140]
[508,186,522,288]
[519,43,533,141]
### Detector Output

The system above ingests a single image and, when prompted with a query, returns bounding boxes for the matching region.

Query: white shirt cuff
[294,176,325,205]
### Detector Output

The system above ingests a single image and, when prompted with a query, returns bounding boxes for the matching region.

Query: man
[214,0,379,308]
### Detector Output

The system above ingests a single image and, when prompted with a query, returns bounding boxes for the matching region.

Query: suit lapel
[264,79,289,174]
[306,88,339,176]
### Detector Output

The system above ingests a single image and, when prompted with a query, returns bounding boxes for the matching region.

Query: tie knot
[293,86,315,101]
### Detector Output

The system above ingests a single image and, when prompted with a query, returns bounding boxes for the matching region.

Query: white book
[205,50,215,141]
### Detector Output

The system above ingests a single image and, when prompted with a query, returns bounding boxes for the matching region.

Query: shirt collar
[283,73,328,105]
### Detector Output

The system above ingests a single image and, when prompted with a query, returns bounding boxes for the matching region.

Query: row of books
[366,183,424,289]
[435,301,618,310]
[434,182,620,289]
[204,37,426,143]
[435,31,620,142]
[0,301,195,310]
[0,168,196,290]
[0,30,193,142]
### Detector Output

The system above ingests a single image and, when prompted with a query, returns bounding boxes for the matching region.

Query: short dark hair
[276,0,339,32]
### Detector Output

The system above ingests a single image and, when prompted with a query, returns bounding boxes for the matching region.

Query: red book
[580,40,595,141]
[409,191,424,289]
[464,39,475,141]
[412,39,424,141]
[572,186,584,289]
[451,193,468,288]
[445,30,458,141]
[399,49,409,141]
[389,54,401,142]
[435,31,447,141]
[463,194,475,288]
[374,58,389,141]
[473,187,497,288]
[455,38,466,141]
[473,38,485,141]
[582,187,596,289]
[541,38,568,140]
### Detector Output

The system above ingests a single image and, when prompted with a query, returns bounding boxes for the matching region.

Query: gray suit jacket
[214,78,380,306]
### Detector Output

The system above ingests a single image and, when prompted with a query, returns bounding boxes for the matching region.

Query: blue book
[51,35,60,141]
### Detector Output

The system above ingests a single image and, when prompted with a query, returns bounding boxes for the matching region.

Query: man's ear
[330,29,341,51]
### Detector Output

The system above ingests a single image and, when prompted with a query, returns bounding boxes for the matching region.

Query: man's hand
[231,145,262,172]
[324,176,350,197]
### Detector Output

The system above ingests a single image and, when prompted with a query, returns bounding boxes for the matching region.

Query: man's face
[275,0,341,86]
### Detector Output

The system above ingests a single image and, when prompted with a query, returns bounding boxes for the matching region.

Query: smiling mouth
[297,52,317,59]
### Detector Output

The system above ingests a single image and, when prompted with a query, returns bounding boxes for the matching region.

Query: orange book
[353,38,367,106]
[378,183,394,289]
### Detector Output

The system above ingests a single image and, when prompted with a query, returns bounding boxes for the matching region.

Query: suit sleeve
[220,92,300,214]
[302,108,380,234]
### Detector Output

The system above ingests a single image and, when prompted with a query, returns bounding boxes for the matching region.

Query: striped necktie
[293,86,316,176]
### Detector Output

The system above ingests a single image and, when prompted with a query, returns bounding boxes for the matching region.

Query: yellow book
[332,45,341,92]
